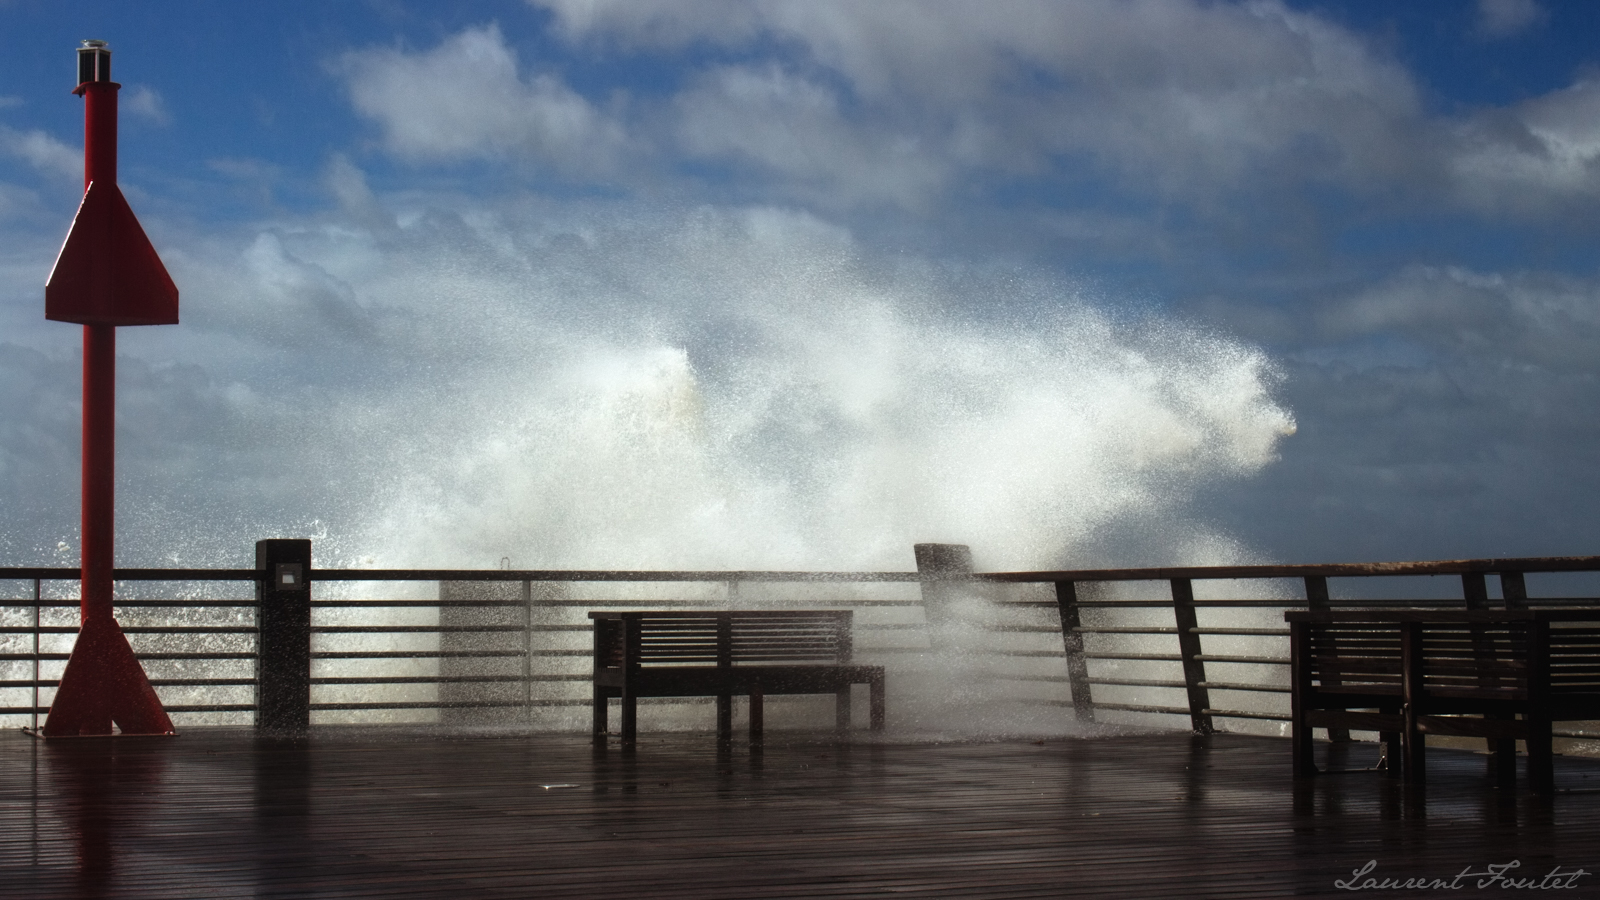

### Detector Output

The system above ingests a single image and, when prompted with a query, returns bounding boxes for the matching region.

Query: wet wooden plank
[3,728,1599,898]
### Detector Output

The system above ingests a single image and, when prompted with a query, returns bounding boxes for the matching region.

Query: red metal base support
[38,326,174,737]
[41,615,174,737]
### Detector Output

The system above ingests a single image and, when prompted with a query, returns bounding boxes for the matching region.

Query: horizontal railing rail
[7,552,1599,584]
[979,555,1600,582]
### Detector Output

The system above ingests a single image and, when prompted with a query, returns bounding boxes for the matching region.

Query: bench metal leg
[1380,706,1403,777]
[1527,717,1555,795]
[1380,726,1404,778]
[749,687,764,743]
[1402,623,1424,783]
[1489,715,1518,786]
[1491,739,1518,785]
[592,686,608,744]
[1289,623,1315,777]
[1291,712,1315,777]
[717,694,732,743]
[869,675,885,731]
[1404,709,1425,783]
[620,689,637,744]
[835,686,852,732]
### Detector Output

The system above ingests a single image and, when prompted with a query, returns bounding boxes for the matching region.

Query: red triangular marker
[46,180,179,326]
[42,616,175,736]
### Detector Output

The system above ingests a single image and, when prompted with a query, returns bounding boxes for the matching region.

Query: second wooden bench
[1288,609,1600,793]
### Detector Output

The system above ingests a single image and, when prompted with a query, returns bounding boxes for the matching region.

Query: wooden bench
[589,610,886,744]
[1288,609,1600,793]
[1286,612,1406,778]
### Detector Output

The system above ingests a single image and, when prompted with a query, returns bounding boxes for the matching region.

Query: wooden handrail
[982,555,1600,583]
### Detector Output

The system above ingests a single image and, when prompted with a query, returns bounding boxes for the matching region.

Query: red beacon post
[38,40,178,737]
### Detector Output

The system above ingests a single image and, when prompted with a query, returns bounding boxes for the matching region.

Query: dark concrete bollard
[913,543,974,629]
[256,539,311,737]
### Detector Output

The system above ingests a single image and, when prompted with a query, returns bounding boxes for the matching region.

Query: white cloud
[124,85,171,125]
[1318,265,1600,374]
[207,157,281,181]
[1476,0,1546,39]
[538,0,763,46]
[534,0,1428,205]
[673,65,947,209]
[0,182,45,225]
[323,154,393,230]
[1449,78,1600,213]
[527,0,1600,221]
[0,125,80,183]
[337,23,626,171]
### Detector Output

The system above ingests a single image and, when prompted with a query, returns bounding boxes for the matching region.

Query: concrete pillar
[914,543,974,630]
[256,539,311,737]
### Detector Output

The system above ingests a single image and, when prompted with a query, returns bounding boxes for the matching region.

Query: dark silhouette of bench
[1289,609,1600,793]
[589,610,886,743]
[1286,612,1406,778]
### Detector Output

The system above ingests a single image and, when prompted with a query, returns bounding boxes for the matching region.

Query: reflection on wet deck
[3,728,1599,898]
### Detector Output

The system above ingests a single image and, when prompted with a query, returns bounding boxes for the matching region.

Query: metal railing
[981,556,1600,739]
[1,564,942,728]
[0,568,259,727]
[4,553,1599,740]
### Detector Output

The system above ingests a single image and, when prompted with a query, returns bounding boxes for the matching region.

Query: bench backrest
[1413,620,1530,701]
[1290,611,1600,701]
[1549,620,1600,695]
[1296,620,1404,694]
[591,610,854,669]
[1292,615,1532,698]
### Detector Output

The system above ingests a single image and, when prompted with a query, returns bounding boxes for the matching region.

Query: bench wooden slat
[1305,710,1403,731]
[1416,717,1526,739]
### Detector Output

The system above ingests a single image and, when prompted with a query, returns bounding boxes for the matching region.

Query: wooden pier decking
[3,727,1599,899]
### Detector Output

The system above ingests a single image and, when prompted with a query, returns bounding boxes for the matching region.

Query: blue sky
[2,0,1598,574]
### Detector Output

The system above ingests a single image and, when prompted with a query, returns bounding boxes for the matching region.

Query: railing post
[1170,578,1213,735]
[32,578,41,733]
[1471,570,1522,774]
[1303,575,1330,610]
[1303,575,1349,742]
[256,539,312,737]
[1500,571,1528,610]
[1054,580,1095,723]
[522,578,533,721]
